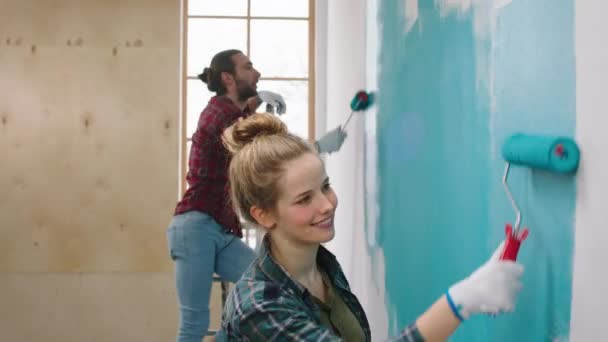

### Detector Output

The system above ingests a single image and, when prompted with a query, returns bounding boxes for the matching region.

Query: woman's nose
[318,194,335,214]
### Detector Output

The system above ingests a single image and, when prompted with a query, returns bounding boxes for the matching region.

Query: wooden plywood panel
[0,273,225,342]
[0,0,180,272]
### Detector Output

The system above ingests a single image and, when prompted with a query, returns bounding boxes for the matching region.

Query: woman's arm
[218,302,342,342]
[415,296,460,342]
[411,242,524,342]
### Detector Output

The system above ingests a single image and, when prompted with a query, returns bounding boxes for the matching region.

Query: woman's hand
[447,242,524,320]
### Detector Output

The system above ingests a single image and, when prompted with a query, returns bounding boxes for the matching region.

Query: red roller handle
[500,224,529,261]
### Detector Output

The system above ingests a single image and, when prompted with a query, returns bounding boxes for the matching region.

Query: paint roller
[499,133,580,261]
[342,90,374,129]
[265,90,374,124]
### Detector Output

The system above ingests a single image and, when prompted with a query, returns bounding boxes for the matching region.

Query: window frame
[179,0,316,196]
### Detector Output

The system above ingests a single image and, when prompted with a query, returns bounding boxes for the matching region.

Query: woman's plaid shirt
[216,236,424,341]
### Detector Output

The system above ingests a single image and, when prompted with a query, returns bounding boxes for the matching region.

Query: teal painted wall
[374,1,576,341]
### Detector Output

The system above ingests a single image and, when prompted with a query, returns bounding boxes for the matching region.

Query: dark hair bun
[198,68,210,84]
[222,113,288,155]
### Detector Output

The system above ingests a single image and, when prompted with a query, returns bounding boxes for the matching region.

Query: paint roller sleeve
[501,134,581,174]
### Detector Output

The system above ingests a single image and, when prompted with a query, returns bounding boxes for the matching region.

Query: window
[180,0,316,249]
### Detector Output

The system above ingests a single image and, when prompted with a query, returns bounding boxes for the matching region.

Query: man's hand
[315,126,348,154]
[257,91,286,115]
[246,96,262,112]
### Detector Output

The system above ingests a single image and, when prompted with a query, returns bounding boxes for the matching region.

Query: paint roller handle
[500,224,529,261]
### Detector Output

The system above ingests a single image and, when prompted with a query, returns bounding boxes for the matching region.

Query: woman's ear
[250,206,276,230]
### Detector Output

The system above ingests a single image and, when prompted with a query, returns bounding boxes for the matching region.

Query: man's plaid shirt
[216,236,424,341]
[174,96,251,237]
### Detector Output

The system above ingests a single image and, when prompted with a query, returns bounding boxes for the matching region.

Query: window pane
[186,140,192,174]
[187,79,213,138]
[257,80,309,139]
[187,19,247,76]
[251,0,308,17]
[188,0,247,16]
[250,20,308,78]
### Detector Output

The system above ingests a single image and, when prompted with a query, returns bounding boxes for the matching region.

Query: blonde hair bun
[223,112,316,225]
[223,113,288,155]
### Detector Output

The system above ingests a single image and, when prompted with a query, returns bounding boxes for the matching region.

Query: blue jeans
[167,211,256,342]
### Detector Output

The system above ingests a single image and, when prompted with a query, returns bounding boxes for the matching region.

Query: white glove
[447,242,524,320]
[257,91,286,115]
[315,126,347,154]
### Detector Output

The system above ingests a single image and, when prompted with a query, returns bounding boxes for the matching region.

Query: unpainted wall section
[570,1,608,340]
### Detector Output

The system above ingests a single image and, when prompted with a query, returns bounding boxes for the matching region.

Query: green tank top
[312,272,366,341]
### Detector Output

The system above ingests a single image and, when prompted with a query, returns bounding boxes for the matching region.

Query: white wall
[322,0,366,278]
[321,0,390,340]
[570,1,608,340]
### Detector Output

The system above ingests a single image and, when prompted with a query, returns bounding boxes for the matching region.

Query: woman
[167,49,349,342]
[215,113,524,341]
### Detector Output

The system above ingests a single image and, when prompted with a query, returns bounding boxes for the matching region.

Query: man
[166,49,347,342]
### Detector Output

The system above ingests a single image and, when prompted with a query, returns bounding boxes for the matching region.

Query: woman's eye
[297,196,311,205]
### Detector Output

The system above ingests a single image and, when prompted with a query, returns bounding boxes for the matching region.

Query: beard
[236,78,257,101]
